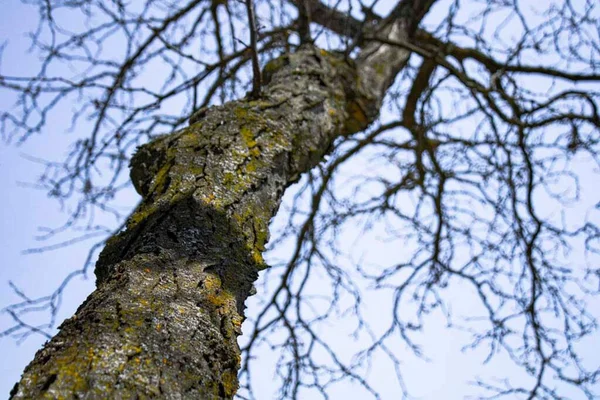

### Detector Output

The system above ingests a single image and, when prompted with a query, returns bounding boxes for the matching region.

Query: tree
[1,0,599,398]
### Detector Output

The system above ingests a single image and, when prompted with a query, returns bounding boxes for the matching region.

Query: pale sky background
[1,0,599,399]
[0,2,98,394]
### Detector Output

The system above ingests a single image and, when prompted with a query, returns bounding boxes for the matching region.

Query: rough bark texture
[10,0,436,393]
[10,46,391,399]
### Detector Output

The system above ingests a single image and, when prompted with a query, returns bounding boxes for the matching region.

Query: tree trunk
[10,0,430,394]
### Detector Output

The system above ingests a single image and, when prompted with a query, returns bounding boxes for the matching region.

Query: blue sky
[1,0,600,398]
[0,1,100,392]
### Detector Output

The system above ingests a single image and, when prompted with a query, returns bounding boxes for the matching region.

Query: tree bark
[11,1,434,397]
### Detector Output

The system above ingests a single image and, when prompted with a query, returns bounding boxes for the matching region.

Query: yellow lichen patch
[233,106,250,120]
[201,274,245,338]
[202,274,222,292]
[243,158,264,173]
[202,274,237,309]
[231,148,249,160]
[127,182,174,227]
[231,315,243,334]
[122,344,143,356]
[204,193,216,202]
[45,344,94,394]
[127,207,151,228]
[234,105,268,127]
[149,162,172,195]
[240,126,257,148]
[252,250,264,266]
[177,130,201,148]
[197,192,220,208]
[222,172,236,186]
[220,370,239,398]
[249,147,260,157]
[182,164,205,177]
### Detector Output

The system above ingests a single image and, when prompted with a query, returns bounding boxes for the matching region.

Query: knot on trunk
[129,136,171,197]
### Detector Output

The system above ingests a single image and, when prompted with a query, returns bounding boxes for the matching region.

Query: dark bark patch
[97,197,259,313]
[9,383,19,398]
[40,374,57,392]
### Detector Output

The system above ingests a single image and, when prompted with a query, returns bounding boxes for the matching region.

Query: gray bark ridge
[11,0,434,395]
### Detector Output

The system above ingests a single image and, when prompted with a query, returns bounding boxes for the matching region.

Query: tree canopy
[1,0,599,398]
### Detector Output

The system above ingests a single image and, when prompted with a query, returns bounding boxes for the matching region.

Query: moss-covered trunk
[10,45,398,399]
[9,0,441,389]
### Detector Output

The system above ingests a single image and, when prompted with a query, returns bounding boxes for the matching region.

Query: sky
[1,0,599,399]
[0,1,100,393]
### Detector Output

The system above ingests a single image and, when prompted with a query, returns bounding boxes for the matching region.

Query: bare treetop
[1,0,599,398]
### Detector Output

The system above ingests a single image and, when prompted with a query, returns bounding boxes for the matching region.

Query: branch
[356,0,438,112]
[244,0,262,98]
[414,30,600,82]
[288,0,364,40]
